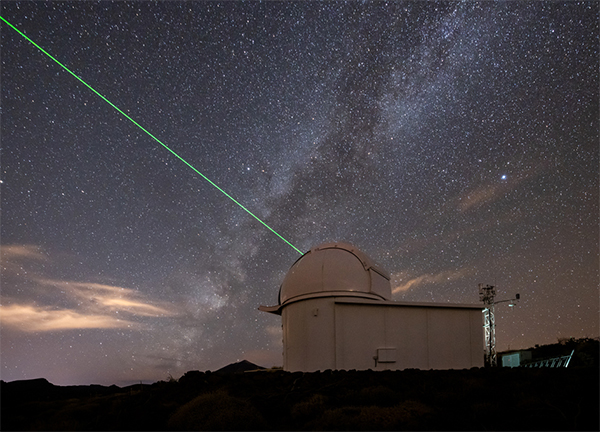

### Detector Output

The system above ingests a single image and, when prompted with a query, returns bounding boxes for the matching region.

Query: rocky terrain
[2,339,598,431]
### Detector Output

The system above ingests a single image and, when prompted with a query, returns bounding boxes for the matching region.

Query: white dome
[278,242,391,305]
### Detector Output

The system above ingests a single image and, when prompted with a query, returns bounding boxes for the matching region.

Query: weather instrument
[0,16,303,256]
[479,283,520,367]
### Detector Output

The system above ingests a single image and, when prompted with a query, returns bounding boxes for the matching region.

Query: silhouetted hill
[1,377,126,406]
[1,377,54,393]
[2,354,598,431]
[215,359,265,374]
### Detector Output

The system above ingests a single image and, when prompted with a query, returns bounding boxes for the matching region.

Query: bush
[167,390,266,431]
[313,400,433,431]
[291,393,327,422]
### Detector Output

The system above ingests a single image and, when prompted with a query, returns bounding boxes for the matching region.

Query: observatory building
[259,242,484,372]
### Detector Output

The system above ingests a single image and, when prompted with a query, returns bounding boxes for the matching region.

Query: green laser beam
[1,15,303,255]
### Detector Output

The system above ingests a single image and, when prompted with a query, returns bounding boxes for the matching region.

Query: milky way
[1,1,598,385]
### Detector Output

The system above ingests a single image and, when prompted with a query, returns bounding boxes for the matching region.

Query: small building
[500,350,533,368]
[259,242,484,372]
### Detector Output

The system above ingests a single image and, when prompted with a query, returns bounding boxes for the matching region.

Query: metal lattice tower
[479,283,497,367]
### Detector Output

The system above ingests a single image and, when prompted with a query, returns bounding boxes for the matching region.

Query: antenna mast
[479,283,521,367]
[479,283,497,367]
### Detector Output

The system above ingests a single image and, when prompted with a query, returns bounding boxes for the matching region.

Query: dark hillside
[214,359,265,374]
[2,365,598,431]
[527,337,599,367]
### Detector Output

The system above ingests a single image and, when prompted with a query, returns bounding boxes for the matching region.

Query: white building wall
[380,304,430,369]
[424,307,475,369]
[335,301,387,370]
[282,297,336,372]
[282,297,484,372]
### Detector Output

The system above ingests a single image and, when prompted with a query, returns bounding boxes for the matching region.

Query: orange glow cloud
[1,270,177,332]
[1,244,48,262]
[34,279,176,317]
[456,167,541,213]
[0,303,140,332]
[100,298,173,316]
[458,183,505,212]
[392,268,473,294]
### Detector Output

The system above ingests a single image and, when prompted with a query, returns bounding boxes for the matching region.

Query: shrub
[167,390,266,431]
[291,393,328,422]
[313,400,433,431]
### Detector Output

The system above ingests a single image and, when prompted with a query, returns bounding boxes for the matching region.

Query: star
[0,1,597,386]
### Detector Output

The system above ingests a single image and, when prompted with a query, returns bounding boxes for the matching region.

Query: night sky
[1,1,598,386]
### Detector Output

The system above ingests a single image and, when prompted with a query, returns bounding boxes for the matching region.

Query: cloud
[0,303,140,332]
[0,278,176,332]
[1,244,49,274]
[34,279,177,318]
[99,298,172,316]
[456,165,545,213]
[1,244,49,262]
[392,268,472,294]
[0,244,178,332]
[457,183,506,212]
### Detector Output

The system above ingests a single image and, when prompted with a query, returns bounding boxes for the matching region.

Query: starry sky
[1,1,598,386]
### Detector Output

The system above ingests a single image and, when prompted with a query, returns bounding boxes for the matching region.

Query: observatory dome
[278,242,391,305]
